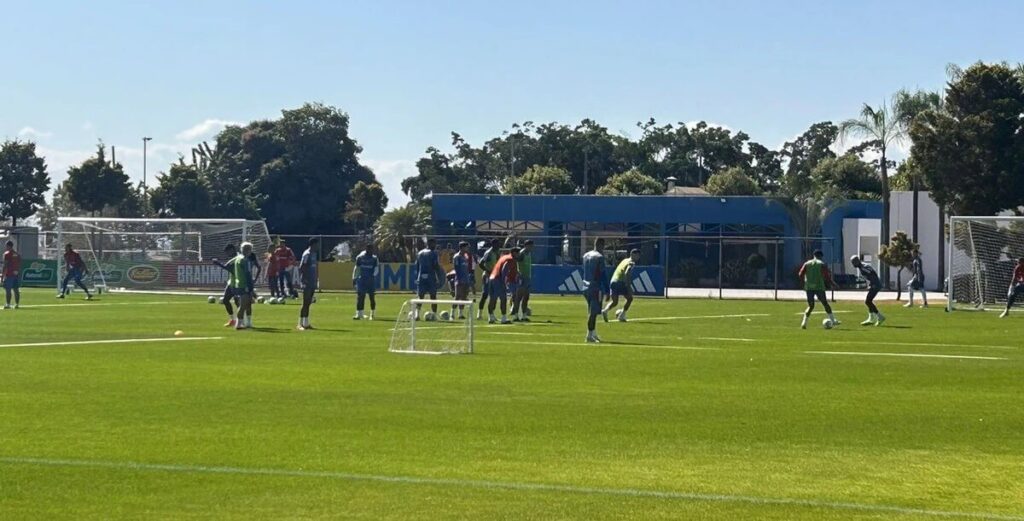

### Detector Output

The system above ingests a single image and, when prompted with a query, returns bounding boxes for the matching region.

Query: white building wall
[888,191,944,291]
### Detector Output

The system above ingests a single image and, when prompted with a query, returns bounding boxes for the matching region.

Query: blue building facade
[432,194,881,291]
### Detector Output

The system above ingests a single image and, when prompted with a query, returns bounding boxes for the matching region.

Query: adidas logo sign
[557,269,659,294]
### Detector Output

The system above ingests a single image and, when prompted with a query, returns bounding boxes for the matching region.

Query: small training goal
[389,299,475,355]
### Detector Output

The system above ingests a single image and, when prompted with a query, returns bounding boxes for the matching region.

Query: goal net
[53,217,272,293]
[390,299,475,355]
[948,216,1024,311]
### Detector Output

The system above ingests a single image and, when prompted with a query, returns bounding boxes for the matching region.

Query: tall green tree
[344,181,389,232]
[150,161,212,218]
[0,140,50,226]
[373,203,432,262]
[596,168,665,195]
[894,88,944,240]
[810,155,881,201]
[65,144,131,216]
[704,167,761,196]
[505,165,575,195]
[780,122,838,199]
[909,62,1024,216]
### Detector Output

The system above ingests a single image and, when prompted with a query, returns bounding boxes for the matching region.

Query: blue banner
[532,265,664,296]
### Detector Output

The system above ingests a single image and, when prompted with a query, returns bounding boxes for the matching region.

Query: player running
[999,257,1024,318]
[214,242,254,330]
[850,255,885,326]
[353,244,379,320]
[2,241,21,309]
[799,249,839,329]
[603,248,639,322]
[582,238,609,343]
[58,244,92,300]
[904,247,928,308]
[451,241,472,320]
[297,237,319,330]
[476,238,502,320]
[487,247,520,324]
[274,240,298,299]
[414,238,445,319]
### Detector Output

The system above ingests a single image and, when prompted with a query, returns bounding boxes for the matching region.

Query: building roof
[665,186,710,196]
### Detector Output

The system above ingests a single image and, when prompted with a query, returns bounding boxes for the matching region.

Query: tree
[344,181,388,232]
[0,140,50,226]
[810,155,881,201]
[505,165,575,195]
[373,203,432,262]
[596,168,664,195]
[65,144,131,216]
[704,167,761,196]
[780,122,838,199]
[894,89,944,241]
[879,231,918,300]
[150,161,212,218]
[910,62,1024,216]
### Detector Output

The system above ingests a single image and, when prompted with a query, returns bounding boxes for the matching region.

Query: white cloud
[175,119,239,142]
[18,127,53,139]
[362,159,415,209]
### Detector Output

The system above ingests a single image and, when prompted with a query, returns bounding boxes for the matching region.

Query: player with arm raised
[414,238,445,319]
[904,247,928,308]
[999,258,1024,318]
[451,241,472,320]
[799,249,838,329]
[58,244,92,300]
[487,247,520,324]
[297,237,319,330]
[582,238,609,343]
[353,244,379,320]
[2,241,21,309]
[603,248,639,322]
[476,238,501,320]
[851,255,885,326]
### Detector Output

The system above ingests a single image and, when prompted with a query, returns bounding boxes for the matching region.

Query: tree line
[2,62,1023,251]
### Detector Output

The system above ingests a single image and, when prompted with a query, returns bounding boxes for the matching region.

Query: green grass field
[1,288,1022,520]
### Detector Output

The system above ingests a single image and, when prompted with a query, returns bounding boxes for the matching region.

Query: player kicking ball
[58,244,92,300]
[583,238,608,343]
[603,248,639,322]
[850,255,885,326]
[2,240,21,309]
[297,237,318,330]
[999,257,1024,318]
[352,243,379,320]
[799,249,839,329]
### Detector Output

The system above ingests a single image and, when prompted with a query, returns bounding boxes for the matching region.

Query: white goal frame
[389,299,475,355]
[947,215,1024,311]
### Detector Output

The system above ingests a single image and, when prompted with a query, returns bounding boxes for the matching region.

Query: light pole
[142,137,152,209]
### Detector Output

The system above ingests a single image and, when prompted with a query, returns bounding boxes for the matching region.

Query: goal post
[390,299,475,355]
[53,217,272,293]
[947,216,1024,311]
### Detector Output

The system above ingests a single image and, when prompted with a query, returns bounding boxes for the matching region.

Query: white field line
[699,337,759,342]
[629,313,770,322]
[16,301,194,309]
[0,337,223,349]
[806,351,1007,361]
[498,340,719,351]
[1,457,1021,521]
[827,341,1017,351]
[793,310,852,315]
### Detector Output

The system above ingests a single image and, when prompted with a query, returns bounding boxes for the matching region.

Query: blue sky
[2,0,1021,208]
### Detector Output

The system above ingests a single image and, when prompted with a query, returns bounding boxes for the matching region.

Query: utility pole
[143,137,152,209]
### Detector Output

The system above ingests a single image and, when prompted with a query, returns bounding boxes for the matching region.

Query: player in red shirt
[59,244,92,300]
[486,247,520,324]
[999,257,1024,318]
[273,241,298,298]
[2,240,21,309]
[265,247,280,298]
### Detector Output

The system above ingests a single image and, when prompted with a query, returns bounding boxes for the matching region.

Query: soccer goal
[389,299,475,355]
[54,217,272,293]
[948,216,1024,311]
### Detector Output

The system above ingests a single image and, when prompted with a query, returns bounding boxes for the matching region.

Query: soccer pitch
[1,289,1022,520]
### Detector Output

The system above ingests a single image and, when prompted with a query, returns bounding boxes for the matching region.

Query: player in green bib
[602,249,639,322]
[799,249,838,329]
[476,238,502,320]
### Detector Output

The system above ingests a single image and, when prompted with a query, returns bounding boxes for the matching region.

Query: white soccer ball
[218,297,225,304]
[440,310,451,321]
[408,311,416,320]
[424,311,437,322]
[207,296,216,304]
[822,318,834,330]
[277,298,287,305]
[257,296,265,304]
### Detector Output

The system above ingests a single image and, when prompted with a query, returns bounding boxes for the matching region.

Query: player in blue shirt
[582,238,609,343]
[352,244,379,320]
[904,247,928,308]
[414,238,445,319]
[476,238,502,320]
[297,237,318,330]
[450,241,472,320]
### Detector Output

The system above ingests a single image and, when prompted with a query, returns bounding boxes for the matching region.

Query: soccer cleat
[353,313,362,320]
[903,302,913,308]
[224,319,237,327]
[875,315,886,326]
[368,313,375,321]
[500,316,511,324]
[57,294,65,299]
[602,310,609,323]
[1000,310,1009,318]
[860,319,874,326]
[86,294,93,301]
[586,336,598,343]
[488,315,496,324]
[591,333,602,343]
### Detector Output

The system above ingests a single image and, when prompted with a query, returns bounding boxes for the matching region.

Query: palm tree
[373,203,432,262]
[893,89,943,242]
[838,102,904,287]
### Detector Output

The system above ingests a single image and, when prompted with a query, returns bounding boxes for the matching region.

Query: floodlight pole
[142,137,152,208]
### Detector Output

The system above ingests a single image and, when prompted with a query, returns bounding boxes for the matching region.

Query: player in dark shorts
[476,238,502,320]
[798,249,838,329]
[851,255,885,326]
[904,247,928,308]
[999,258,1024,318]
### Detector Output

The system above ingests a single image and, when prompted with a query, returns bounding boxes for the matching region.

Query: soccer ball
[408,311,417,320]
[207,296,216,304]
[424,311,437,322]
[218,297,225,304]
[822,318,834,330]
[257,296,265,304]
[440,310,451,321]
